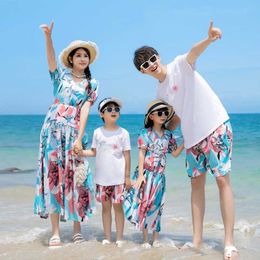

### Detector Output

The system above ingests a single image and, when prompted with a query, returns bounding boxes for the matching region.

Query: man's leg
[191,174,206,248]
[216,174,235,247]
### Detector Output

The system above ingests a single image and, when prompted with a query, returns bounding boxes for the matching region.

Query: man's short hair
[133,46,159,71]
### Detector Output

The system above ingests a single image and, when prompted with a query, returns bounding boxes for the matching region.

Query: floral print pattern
[34,68,98,222]
[186,121,233,178]
[124,128,177,232]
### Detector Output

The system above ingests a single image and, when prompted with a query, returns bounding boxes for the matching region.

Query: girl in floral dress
[34,22,99,247]
[124,99,184,248]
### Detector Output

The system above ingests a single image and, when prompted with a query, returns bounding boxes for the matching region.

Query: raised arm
[186,21,222,65]
[39,21,57,72]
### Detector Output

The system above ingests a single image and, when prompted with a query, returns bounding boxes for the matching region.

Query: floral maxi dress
[34,69,98,222]
[123,128,177,232]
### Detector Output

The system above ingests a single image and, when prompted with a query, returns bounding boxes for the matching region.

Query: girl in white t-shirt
[81,97,131,247]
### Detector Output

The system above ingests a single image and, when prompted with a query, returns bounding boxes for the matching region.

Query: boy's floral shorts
[186,121,233,178]
[96,184,125,203]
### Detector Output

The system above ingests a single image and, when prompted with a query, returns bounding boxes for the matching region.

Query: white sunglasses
[140,54,158,70]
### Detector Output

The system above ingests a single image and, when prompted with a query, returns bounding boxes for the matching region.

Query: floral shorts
[96,184,125,204]
[186,121,233,178]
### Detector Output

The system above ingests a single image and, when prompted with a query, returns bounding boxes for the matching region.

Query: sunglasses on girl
[152,110,169,117]
[103,107,120,113]
[140,54,158,70]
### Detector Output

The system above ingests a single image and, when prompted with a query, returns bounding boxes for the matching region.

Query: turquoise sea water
[1,114,260,172]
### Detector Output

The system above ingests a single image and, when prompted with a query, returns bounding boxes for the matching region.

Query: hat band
[147,102,168,115]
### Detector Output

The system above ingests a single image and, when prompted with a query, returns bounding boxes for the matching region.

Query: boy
[133,21,238,259]
[80,97,131,247]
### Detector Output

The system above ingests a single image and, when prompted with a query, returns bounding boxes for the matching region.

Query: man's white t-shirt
[91,127,131,186]
[157,53,229,149]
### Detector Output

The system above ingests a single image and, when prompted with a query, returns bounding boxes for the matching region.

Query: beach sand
[0,180,260,260]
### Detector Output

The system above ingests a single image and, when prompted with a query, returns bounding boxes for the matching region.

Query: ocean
[0,114,260,259]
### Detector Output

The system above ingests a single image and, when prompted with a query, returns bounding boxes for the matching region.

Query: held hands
[39,21,54,36]
[73,139,83,156]
[133,175,146,189]
[125,176,132,190]
[208,20,222,42]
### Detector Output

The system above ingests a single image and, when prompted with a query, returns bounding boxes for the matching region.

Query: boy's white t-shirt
[157,53,229,149]
[91,126,131,186]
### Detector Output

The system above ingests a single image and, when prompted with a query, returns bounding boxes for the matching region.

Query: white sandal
[72,233,85,244]
[141,242,151,249]
[49,235,61,248]
[116,240,125,248]
[152,240,162,248]
[182,242,195,249]
[224,246,238,259]
[102,239,111,245]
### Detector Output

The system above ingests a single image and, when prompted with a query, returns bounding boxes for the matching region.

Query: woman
[34,22,99,247]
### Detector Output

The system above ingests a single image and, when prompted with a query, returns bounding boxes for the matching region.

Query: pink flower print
[172,85,179,92]
[48,160,59,190]
[78,187,89,218]
[113,144,119,150]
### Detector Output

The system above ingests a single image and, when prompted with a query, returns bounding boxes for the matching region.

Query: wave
[0,228,46,245]
[0,167,35,174]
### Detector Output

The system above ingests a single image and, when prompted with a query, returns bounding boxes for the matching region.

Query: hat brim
[98,98,122,112]
[59,41,98,68]
[144,103,175,128]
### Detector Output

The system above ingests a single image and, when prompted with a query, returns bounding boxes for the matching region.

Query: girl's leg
[113,203,124,241]
[152,231,159,242]
[191,174,206,248]
[73,221,81,235]
[50,213,60,237]
[142,228,149,243]
[102,200,112,241]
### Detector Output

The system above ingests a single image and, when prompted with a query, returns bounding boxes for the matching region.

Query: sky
[0,0,259,114]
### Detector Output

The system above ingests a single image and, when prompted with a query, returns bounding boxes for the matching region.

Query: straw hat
[98,97,122,112]
[59,40,99,68]
[144,99,175,128]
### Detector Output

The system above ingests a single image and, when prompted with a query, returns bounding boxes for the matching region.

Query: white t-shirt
[157,53,229,149]
[91,127,131,186]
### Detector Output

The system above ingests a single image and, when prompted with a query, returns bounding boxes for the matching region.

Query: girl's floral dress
[34,68,98,222]
[124,128,177,232]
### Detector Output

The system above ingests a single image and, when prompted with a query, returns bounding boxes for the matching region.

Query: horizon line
[1,112,260,116]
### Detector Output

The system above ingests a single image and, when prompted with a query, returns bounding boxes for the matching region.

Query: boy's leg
[216,174,235,247]
[191,174,206,248]
[102,200,112,241]
[113,203,124,241]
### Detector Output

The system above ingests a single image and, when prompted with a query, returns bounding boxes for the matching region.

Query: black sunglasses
[152,110,169,117]
[103,107,120,113]
[140,54,157,70]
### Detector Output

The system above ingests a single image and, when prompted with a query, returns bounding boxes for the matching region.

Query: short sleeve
[175,53,196,73]
[91,130,97,149]
[122,130,131,151]
[85,79,99,105]
[49,68,62,96]
[137,129,149,150]
[167,132,178,153]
